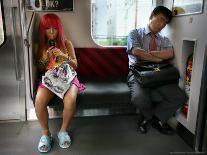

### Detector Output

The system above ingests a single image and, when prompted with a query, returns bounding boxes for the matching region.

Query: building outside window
[91,0,153,46]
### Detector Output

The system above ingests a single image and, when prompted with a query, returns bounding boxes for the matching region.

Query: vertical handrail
[11,6,23,81]
[18,0,28,121]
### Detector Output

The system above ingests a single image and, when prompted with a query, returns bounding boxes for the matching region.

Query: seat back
[75,47,128,81]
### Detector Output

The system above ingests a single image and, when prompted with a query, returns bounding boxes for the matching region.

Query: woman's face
[45,26,58,40]
[149,13,168,34]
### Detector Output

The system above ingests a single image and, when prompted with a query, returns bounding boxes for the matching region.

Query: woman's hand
[47,47,68,59]
[46,47,55,60]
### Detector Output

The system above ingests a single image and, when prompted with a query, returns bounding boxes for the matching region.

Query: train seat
[48,47,135,115]
[74,47,134,114]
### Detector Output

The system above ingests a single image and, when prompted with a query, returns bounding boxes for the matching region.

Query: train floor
[0,114,193,155]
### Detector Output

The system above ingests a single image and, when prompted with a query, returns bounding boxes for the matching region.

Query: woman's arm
[65,39,78,69]
[48,39,78,69]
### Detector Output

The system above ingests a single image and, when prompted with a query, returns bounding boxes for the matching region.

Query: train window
[0,0,5,46]
[91,0,153,46]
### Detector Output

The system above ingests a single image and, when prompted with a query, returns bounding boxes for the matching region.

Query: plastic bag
[42,62,77,99]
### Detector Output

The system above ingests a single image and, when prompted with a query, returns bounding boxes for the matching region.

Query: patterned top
[126,25,174,66]
[37,48,69,74]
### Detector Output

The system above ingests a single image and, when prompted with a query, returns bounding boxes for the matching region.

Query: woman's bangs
[44,17,58,29]
[51,19,58,29]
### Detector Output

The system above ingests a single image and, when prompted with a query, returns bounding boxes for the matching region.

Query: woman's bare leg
[60,84,78,132]
[35,87,54,135]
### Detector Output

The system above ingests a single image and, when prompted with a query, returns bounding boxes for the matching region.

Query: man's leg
[127,71,153,133]
[151,83,187,134]
[154,83,187,122]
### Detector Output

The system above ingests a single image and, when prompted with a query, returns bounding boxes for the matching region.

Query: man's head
[149,6,173,34]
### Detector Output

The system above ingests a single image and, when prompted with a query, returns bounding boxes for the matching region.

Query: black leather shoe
[137,119,148,134]
[150,117,174,135]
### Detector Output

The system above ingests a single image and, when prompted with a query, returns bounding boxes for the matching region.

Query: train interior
[0,0,207,154]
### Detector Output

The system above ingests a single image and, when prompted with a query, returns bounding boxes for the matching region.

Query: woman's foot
[38,135,53,153]
[57,131,71,148]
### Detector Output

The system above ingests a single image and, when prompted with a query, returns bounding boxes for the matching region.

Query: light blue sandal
[38,135,53,153]
[58,132,71,148]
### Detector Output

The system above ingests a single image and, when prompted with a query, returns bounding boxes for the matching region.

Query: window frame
[0,0,6,47]
[91,0,153,47]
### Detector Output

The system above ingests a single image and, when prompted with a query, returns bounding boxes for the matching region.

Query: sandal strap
[58,132,71,148]
[38,135,52,152]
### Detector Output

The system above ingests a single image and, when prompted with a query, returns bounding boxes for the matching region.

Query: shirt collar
[145,25,159,38]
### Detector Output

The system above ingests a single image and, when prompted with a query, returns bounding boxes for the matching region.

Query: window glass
[91,0,153,46]
[0,0,5,46]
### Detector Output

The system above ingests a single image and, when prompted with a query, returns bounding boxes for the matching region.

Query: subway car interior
[0,0,207,154]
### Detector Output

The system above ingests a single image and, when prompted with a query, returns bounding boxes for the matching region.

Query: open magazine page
[42,62,77,99]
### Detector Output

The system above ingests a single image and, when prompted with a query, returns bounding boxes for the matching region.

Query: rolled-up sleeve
[160,36,174,51]
[127,29,142,55]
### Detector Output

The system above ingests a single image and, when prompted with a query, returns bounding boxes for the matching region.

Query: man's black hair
[152,6,173,24]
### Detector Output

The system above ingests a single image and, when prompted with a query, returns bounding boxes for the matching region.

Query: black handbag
[130,62,180,88]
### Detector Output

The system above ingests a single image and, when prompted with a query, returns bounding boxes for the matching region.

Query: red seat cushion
[75,47,128,79]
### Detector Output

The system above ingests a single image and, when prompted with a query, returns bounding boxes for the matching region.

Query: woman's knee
[64,86,78,103]
[35,97,48,111]
[35,88,53,109]
[63,94,76,108]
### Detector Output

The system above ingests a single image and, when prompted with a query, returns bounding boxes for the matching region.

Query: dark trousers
[127,71,187,122]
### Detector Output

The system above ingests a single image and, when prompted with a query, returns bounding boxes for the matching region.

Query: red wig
[38,13,67,57]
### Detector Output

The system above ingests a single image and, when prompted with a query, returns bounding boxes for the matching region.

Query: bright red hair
[38,13,67,58]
